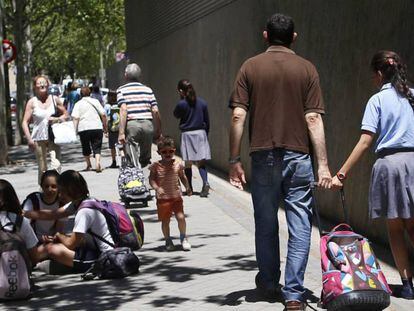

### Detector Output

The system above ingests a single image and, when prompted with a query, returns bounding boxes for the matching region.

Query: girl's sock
[198,165,208,186]
[184,168,193,190]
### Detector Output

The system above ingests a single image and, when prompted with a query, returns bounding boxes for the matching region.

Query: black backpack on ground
[81,229,140,280]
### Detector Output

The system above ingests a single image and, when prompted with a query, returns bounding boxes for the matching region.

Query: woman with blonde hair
[22,75,68,184]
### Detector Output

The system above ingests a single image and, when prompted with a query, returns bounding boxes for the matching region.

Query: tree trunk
[0,1,9,165]
[12,0,26,146]
[3,19,13,146]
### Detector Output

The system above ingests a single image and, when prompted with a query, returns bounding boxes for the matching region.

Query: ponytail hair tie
[387,58,395,66]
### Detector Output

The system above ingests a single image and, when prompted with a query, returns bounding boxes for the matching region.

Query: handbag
[81,230,140,280]
[51,121,78,145]
[48,95,60,142]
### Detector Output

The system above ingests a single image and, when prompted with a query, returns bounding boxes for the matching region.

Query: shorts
[156,198,184,221]
[79,129,103,156]
[108,131,118,149]
[73,247,100,273]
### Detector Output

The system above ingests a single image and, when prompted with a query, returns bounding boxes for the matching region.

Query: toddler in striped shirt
[149,136,192,251]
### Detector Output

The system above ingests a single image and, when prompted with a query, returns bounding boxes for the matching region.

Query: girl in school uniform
[333,51,414,299]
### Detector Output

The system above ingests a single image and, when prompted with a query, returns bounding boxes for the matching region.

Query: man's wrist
[228,156,241,164]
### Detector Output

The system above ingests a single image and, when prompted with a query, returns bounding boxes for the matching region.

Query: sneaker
[199,184,210,197]
[285,300,307,311]
[165,238,175,251]
[181,238,191,251]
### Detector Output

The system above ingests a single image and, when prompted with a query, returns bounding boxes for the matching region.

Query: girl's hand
[41,235,54,243]
[186,187,193,196]
[331,176,343,189]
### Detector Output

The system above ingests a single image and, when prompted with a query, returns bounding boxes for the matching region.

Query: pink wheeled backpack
[312,184,391,311]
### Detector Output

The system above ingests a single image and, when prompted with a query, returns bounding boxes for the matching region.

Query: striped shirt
[149,159,184,200]
[117,82,158,120]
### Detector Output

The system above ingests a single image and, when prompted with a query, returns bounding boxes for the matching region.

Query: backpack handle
[331,223,353,232]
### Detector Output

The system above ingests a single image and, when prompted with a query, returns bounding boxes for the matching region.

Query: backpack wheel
[327,290,390,311]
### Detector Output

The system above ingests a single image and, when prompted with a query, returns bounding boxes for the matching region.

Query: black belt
[377,148,414,158]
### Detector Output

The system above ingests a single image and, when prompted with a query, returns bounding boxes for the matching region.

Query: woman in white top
[72,87,108,173]
[22,75,68,184]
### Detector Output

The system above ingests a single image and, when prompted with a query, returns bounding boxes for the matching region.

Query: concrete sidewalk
[0,142,412,310]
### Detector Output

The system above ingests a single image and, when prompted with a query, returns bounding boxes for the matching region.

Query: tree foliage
[4,0,126,82]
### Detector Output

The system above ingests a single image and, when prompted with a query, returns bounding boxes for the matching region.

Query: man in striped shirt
[117,63,162,167]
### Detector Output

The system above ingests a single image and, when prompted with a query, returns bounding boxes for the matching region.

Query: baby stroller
[311,182,391,311]
[116,143,151,208]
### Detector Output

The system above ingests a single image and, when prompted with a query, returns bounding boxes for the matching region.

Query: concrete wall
[124,0,414,243]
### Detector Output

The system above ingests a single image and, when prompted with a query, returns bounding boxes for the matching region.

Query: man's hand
[331,176,343,189]
[229,162,246,190]
[317,166,332,189]
[118,133,126,145]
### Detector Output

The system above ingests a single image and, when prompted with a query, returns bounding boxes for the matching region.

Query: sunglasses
[160,149,175,154]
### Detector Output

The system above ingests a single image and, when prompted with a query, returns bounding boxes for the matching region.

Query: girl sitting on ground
[0,179,47,264]
[22,170,66,242]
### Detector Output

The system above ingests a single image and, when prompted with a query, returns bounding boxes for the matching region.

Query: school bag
[109,105,120,132]
[79,199,144,250]
[78,199,140,280]
[117,143,150,207]
[312,183,391,311]
[0,214,33,301]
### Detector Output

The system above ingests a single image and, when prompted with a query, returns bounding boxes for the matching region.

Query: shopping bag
[51,121,78,145]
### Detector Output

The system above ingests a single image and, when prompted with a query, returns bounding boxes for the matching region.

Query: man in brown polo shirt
[229,13,332,310]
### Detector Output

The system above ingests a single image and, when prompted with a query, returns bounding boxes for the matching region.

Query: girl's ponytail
[178,79,197,107]
[371,51,414,107]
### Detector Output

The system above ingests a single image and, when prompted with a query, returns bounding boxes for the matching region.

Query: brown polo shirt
[229,45,324,154]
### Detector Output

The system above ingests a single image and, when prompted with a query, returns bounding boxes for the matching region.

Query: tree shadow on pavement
[3,275,156,311]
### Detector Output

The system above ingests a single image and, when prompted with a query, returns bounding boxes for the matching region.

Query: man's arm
[305,112,332,188]
[229,107,247,190]
[151,106,162,140]
[118,103,128,144]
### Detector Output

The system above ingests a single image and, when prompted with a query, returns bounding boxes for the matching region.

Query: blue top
[361,83,414,153]
[174,97,210,134]
[67,90,81,114]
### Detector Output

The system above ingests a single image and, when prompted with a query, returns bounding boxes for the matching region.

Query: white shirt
[22,193,60,239]
[73,208,114,252]
[71,97,105,132]
[31,96,56,141]
[0,211,39,249]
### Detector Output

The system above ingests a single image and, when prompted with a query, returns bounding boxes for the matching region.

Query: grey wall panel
[123,0,414,244]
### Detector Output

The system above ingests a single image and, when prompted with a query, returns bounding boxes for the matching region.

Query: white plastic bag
[51,121,78,145]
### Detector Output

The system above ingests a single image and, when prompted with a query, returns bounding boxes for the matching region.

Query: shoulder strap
[85,98,103,120]
[51,95,59,116]
[1,212,23,232]
[87,229,115,248]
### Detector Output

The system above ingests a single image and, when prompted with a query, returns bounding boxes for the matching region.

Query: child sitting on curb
[149,136,192,251]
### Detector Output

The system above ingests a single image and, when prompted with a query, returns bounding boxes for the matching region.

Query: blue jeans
[251,149,314,301]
